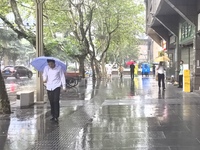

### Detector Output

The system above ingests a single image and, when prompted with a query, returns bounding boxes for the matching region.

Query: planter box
[16,91,34,108]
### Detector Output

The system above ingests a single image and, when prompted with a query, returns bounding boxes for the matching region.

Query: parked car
[1,66,33,79]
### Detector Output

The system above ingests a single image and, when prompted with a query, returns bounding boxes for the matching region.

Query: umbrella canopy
[31,56,67,72]
[126,60,135,65]
[154,56,170,62]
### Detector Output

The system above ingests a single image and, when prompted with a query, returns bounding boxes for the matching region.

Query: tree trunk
[95,60,102,79]
[101,55,107,79]
[0,72,11,114]
[78,56,85,78]
[90,57,96,80]
[0,117,10,148]
[13,59,16,66]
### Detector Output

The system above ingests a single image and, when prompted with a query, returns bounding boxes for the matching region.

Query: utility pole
[35,0,46,102]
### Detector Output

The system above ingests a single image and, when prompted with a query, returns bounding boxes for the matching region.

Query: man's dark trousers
[130,64,135,79]
[158,73,165,89]
[178,75,183,88]
[131,70,134,79]
[47,87,61,119]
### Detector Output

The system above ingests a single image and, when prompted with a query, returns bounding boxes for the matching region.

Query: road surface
[4,75,36,101]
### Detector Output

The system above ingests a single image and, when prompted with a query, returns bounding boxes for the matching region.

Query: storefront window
[188,25,192,37]
[181,26,185,39]
[180,22,194,41]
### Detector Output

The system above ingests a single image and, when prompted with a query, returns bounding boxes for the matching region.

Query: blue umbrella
[31,56,67,72]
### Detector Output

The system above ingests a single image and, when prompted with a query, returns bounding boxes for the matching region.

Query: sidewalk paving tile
[1,77,200,150]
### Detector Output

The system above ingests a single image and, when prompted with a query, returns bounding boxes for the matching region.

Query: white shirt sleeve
[59,67,66,90]
[43,66,48,82]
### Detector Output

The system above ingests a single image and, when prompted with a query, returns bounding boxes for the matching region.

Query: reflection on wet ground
[1,76,200,150]
[73,77,200,150]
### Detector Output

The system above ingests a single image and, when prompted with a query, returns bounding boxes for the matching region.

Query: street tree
[0,71,11,114]
[0,28,18,62]
[43,0,144,79]
[0,0,52,55]
[43,0,95,77]
[0,0,145,113]
[0,0,51,114]
[0,28,18,114]
[87,0,145,78]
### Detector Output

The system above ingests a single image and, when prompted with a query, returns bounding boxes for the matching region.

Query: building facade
[138,39,149,63]
[152,41,162,62]
[145,0,200,91]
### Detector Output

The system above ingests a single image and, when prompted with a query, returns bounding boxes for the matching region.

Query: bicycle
[66,77,79,88]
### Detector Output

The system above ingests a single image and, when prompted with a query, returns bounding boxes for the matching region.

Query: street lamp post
[35,0,46,102]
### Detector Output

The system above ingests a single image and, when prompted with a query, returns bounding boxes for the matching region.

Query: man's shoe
[54,118,59,123]
[177,86,182,88]
[50,117,54,121]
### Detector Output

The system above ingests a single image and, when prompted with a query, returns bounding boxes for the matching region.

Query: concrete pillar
[35,0,45,102]
[192,30,200,90]
[174,36,181,81]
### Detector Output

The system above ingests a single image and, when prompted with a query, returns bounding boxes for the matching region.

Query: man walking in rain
[130,60,135,80]
[178,60,184,88]
[106,63,113,81]
[118,64,124,79]
[43,59,66,123]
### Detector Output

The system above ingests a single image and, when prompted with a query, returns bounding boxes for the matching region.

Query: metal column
[35,0,45,102]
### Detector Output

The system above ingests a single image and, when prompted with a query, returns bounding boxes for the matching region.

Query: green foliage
[0,29,18,61]
[0,0,145,112]
[92,0,145,63]
[0,0,11,15]
[0,0,145,63]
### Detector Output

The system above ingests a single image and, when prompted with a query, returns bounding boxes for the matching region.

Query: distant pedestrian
[152,64,156,77]
[106,63,113,81]
[43,59,66,123]
[118,64,124,78]
[157,62,165,90]
[178,60,184,88]
[130,60,135,79]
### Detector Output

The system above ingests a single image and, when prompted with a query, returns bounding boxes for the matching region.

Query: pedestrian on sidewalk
[106,63,113,82]
[118,64,124,79]
[157,62,165,90]
[130,60,135,80]
[178,60,184,88]
[43,59,66,123]
[152,64,156,77]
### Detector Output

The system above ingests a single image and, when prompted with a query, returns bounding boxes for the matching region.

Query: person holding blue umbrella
[43,59,66,123]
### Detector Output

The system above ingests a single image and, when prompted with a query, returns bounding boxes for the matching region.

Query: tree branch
[77,3,85,41]
[0,14,36,47]
[44,3,55,38]
[10,0,24,31]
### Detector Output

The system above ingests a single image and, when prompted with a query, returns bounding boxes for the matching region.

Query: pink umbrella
[126,60,135,65]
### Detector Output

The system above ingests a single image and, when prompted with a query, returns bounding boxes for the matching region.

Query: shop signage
[170,36,176,44]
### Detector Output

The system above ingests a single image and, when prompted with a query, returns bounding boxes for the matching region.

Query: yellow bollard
[183,70,190,92]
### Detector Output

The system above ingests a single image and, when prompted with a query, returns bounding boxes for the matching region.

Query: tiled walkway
[1,76,200,150]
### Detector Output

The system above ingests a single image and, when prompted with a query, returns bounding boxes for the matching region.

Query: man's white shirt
[157,66,165,74]
[106,64,112,75]
[43,65,66,91]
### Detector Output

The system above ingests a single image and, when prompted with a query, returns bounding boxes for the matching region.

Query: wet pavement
[1,76,200,150]
[5,76,36,102]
